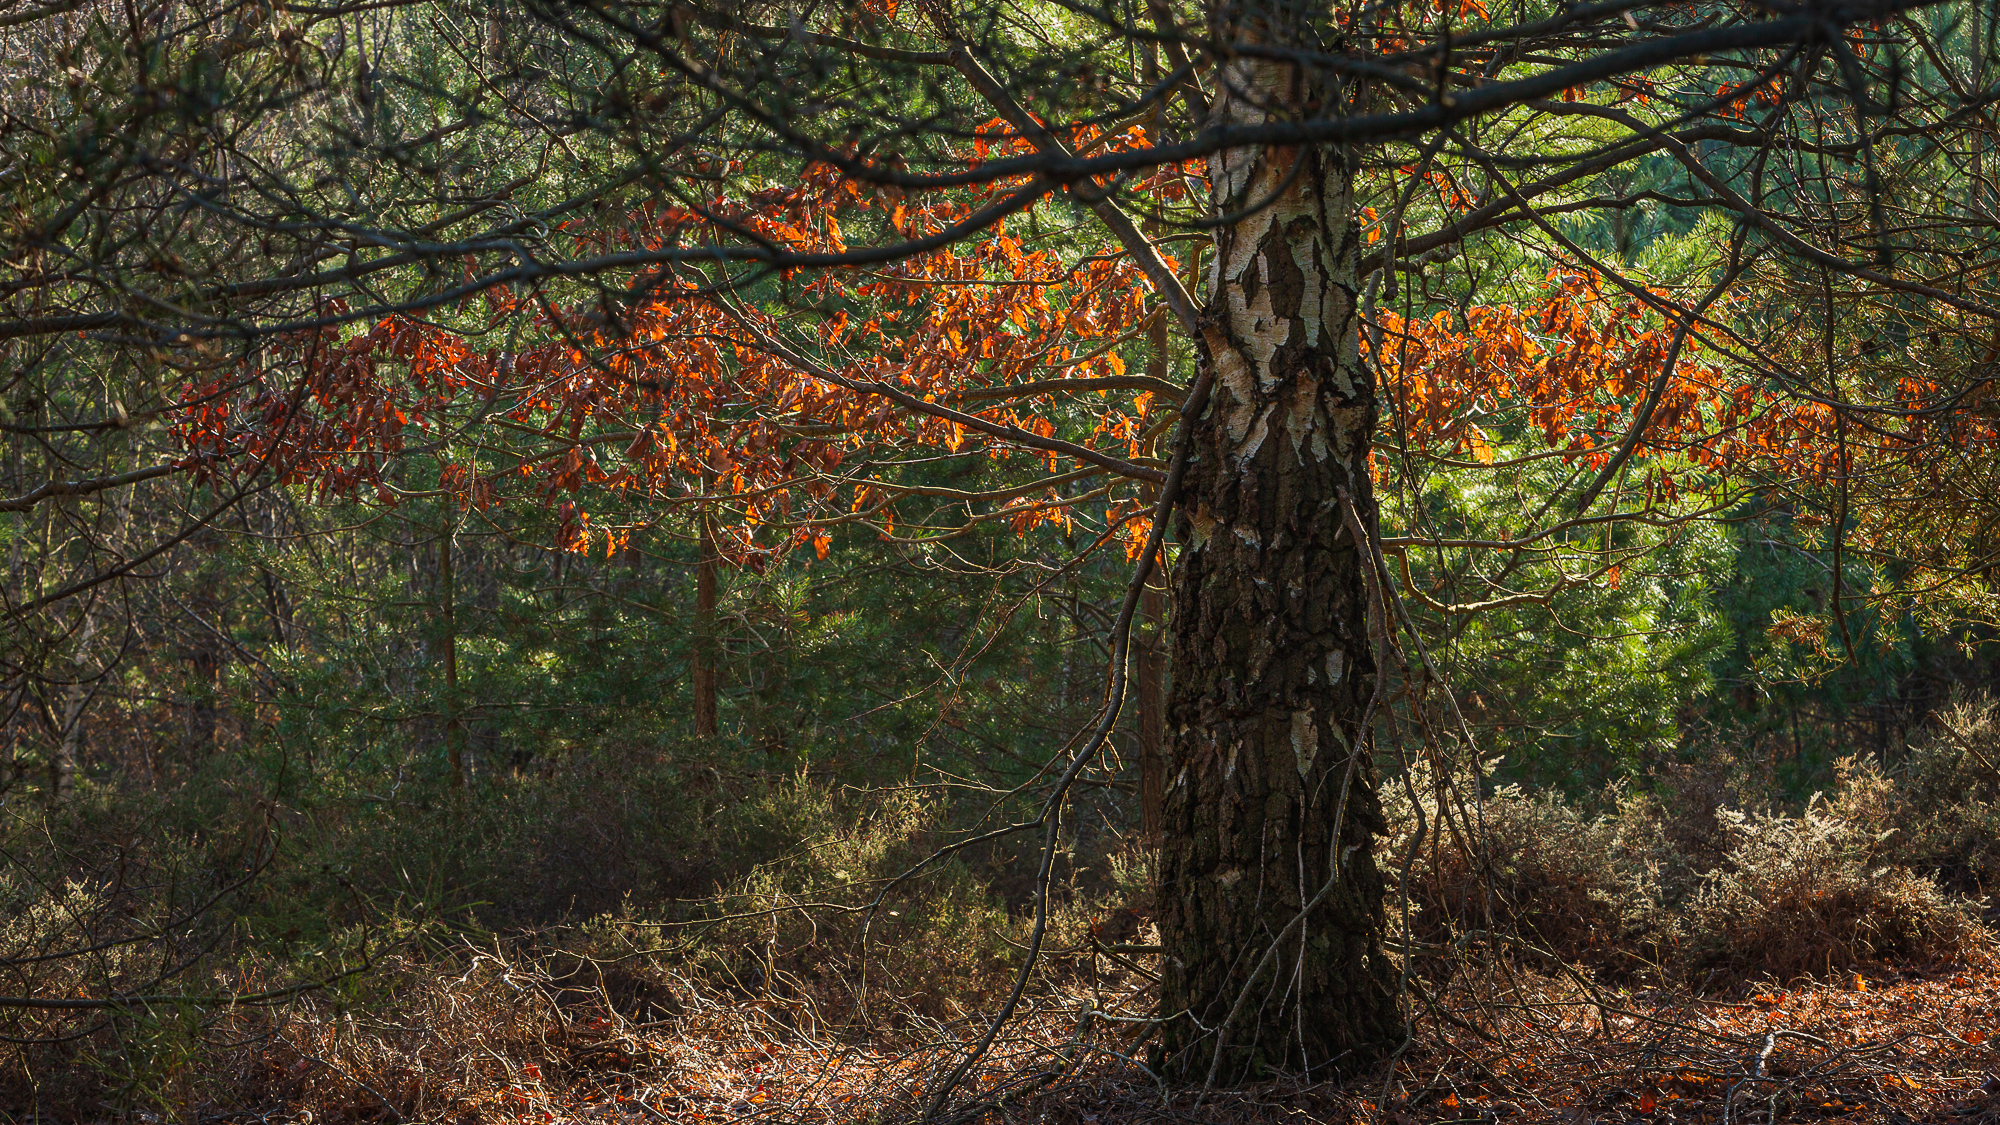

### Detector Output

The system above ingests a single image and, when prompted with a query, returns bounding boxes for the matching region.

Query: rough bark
[1154,31,1400,1082]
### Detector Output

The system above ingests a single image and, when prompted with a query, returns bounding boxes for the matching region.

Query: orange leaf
[1466,425,1495,465]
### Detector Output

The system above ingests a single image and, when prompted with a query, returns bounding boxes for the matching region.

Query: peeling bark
[1155,29,1400,1082]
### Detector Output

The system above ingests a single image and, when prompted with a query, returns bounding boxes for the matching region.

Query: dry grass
[1366,951,2000,1125]
[19,711,2000,1122]
[62,938,1995,1125]
[126,935,1169,1124]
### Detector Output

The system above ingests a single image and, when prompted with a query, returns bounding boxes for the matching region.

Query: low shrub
[1880,695,2000,894]
[1388,728,1996,986]
[657,783,1020,1023]
[1684,802,1983,982]
[1395,783,1670,971]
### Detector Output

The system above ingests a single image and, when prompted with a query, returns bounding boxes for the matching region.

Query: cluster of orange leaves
[1371,268,1880,500]
[1714,76,1786,119]
[173,116,1983,564]
[175,133,1161,563]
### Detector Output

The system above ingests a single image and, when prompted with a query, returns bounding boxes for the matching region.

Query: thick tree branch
[0,463,185,513]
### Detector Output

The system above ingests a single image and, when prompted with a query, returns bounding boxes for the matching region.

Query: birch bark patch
[1286,377,1321,461]
[1209,330,1256,406]
[1291,235,1326,346]
[1223,203,1278,282]
[1188,505,1217,547]
[1291,710,1318,776]
[1235,402,1273,469]
[1229,275,1291,390]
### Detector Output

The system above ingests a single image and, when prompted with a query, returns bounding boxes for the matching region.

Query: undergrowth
[9,700,2000,1119]
[1388,697,2000,985]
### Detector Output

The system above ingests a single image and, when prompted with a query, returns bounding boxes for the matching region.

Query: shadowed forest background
[10,0,2000,1119]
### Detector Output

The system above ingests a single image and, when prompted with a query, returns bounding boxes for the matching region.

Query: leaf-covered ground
[228,950,2000,1125]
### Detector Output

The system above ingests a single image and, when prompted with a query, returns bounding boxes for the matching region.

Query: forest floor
[233,952,2000,1125]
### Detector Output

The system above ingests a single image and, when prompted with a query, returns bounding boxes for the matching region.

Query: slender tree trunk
[693,513,719,738]
[1138,575,1167,840]
[49,597,104,805]
[1135,49,1172,842]
[185,557,222,761]
[2,687,20,795]
[50,683,83,803]
[441,532,465,790]
[1139,262,1171,840]
[1155,12,1400,1081]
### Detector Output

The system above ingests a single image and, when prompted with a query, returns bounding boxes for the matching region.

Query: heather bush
[1683,801,1981,982]
[686,783,1019,1022]
[1644,745,1779,887]
[1388,732,1994,984]
[1881,695,2000,893]
[0,809,296,1116]
[1392,782,1671,971]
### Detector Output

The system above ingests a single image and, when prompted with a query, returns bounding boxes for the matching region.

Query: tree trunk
[1138,575,1167,840]
[693,513,719,738]
[441,532,465,790]
[1138,290,1171,841]
[48,601,104,806]
[1154,23,1400,1082]
[50,682,83,803]
[185,556,223,762]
